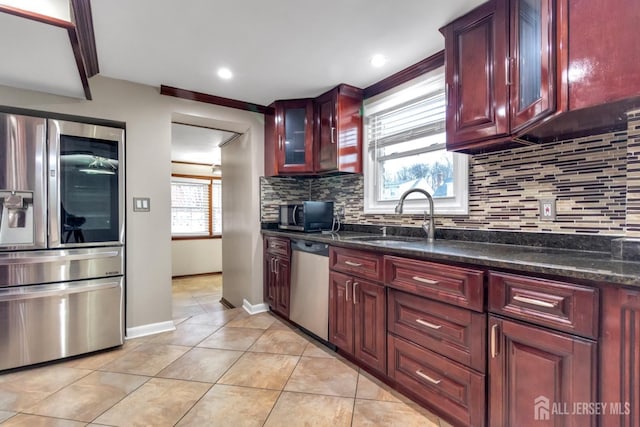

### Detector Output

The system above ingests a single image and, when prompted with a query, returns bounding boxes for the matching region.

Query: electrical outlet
[337,205,346,218]
[539,198,556,221]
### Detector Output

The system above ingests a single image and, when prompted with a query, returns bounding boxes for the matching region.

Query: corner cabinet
[264,85,363,176]
[314,84,363,174]
[264,99,314,176]
[263,236,291,318]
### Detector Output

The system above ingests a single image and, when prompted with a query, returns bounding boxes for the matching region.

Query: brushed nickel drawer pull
[345,280,352,302]
[491,324,499,358]
[353,282,358,304]
[513,295,557,308]
[345,260,363,267]
[412,276,438,285]
[416,319,442,330]
[415,370,441,385]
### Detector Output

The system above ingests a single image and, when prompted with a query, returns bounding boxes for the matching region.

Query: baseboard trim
[242,299,269,315]
[171,272,222,279]
[219,297,235,309]
[125,320,176,339]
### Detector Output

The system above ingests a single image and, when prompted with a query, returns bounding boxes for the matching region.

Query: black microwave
[279,201,334,232]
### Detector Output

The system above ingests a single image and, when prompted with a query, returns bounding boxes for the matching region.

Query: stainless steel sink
[344,235,426,245]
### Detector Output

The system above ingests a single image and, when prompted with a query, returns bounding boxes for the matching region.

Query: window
[171,175,222,238]
[364,67,468,215]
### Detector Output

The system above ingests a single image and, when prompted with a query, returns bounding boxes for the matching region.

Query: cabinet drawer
[388,289,486,372]
[488,271,599,339]
[265,236,290,257]
[329,247,383,282]
[384,256,485,312]
[388,335,485,427]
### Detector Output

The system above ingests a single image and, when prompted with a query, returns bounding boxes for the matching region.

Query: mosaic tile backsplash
[261,110,640,237]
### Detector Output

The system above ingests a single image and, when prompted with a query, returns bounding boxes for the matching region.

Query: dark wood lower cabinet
[600,287,640,427]
[488,315,597,427]
[328,270,386,374]
[388,334,485,427]
[264,236,291,319]
[264,253,290,318]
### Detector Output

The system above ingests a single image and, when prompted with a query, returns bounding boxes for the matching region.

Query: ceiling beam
[0,5,92,100]
[70,0,99,78]
[160,85,274,115]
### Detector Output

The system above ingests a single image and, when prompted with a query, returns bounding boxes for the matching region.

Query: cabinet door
[264,254,277,309]
[510,0,557,131]
[274,257,290,318]
[353,279,386,374]
[314,85,363,174]
[489,316,596,427]
[600,287,640,427]
[276,99,314,174]
[315,92,336,172]
[443,0,509,149]
[328,271,354,353]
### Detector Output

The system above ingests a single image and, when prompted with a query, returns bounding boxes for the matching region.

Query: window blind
[367,91,446,151]
[212,180,222,235]
[171,177,211,235]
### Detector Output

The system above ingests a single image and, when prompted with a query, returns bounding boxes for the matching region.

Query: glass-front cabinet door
[510,0,556,131]
[48,120,124,248]
[276,99,314,174]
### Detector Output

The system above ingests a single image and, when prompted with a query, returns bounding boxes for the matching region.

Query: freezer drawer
[0,276,124,371]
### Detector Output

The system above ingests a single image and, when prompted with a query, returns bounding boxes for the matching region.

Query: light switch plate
[133,197,151,212]
[539,198,556,221]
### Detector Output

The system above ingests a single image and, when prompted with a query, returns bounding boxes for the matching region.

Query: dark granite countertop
[262,229,640,287]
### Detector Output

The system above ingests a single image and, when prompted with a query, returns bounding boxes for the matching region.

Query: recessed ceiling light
[217,67,233,80]
[370,54,387,68]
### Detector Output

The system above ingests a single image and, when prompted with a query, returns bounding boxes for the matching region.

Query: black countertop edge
[262,229,640,288]
[261,222,619,252]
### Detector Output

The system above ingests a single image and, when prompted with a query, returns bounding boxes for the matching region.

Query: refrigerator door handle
[0,279,121,302]
[0,250,119,266]
[48,119,61,247]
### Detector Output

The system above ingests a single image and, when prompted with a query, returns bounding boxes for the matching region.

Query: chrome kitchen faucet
[394,188,435,242]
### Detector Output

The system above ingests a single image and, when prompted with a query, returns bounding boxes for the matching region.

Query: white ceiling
[1,0,486,161]
[91,0,486,106]
[171,123,237,164]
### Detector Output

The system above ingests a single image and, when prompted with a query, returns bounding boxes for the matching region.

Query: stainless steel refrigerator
[0,112,125,371]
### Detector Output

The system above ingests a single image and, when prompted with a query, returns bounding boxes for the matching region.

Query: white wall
[170,162,222,277]
[0,76,264,332]
[172,239,222,276]
[221,131,265,308]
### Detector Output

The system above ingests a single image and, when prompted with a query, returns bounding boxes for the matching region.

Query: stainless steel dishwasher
[290,239,329,341]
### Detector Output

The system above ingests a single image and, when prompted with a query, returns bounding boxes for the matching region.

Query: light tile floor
[0,274,452,426]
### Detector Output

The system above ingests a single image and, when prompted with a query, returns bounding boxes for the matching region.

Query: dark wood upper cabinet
[443,0,640,151]
[264,99,314,176]
[509,0,557,132]
[441,0,510,151]
[441,0,565,152]
[265,85,363,177]
[314,84,363,174]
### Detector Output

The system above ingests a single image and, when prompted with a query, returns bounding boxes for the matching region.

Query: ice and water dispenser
[0,113,46,249]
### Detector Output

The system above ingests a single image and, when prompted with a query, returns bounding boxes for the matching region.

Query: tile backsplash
[261,109,640,237]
